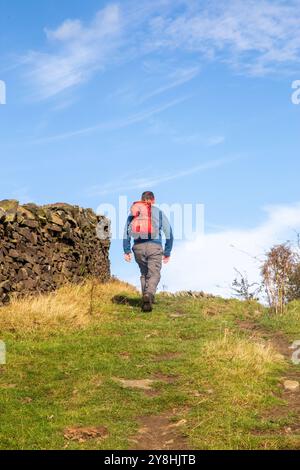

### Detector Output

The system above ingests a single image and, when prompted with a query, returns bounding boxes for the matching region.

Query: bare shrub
[232,269,262,301]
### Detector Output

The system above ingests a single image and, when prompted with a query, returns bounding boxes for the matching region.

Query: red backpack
[130,201,154,239]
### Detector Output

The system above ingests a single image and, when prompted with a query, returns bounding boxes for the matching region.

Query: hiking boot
[142,293,153,312]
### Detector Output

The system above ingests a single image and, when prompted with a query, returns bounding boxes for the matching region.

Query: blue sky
[1,0,300,294]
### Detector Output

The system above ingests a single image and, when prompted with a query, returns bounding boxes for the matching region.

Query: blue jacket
[123,205,174,257]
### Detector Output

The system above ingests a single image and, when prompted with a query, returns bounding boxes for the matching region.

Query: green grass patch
[259,300,300,338]
[0,282,293,449]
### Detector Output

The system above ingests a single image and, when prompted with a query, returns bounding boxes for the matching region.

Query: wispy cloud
[148,0,300,75]
[30,96,188,144]
[138,66,200,104]
[172,134,225,147]
[88,156,236,196]
[145,118,225,147]
[106,63,200,108]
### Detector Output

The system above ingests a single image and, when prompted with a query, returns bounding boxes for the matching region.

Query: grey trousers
[132,242,163,296]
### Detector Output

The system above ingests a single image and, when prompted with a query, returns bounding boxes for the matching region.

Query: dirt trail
[127,369,189,450]
[237,320,300,439]
[129,317,300,451]
[129,412,189,450]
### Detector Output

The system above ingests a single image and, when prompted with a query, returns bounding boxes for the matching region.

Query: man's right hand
[124,253,132,262]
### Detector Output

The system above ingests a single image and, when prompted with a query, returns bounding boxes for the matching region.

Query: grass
[0,278,135,336]
[0,280,297,450]
[259,300,300,338]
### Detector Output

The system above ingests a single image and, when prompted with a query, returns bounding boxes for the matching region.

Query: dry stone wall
[0,200,110,304]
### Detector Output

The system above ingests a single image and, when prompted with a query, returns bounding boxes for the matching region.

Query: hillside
[0,279,299,450]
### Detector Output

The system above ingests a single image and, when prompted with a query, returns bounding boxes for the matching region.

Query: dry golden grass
[0,278,137,335]
[187,330,286,440]
[202,329,284,377]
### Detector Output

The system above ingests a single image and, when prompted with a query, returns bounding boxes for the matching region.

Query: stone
[9,249,20,259]
[17,268,29,281]
[5,210,17,223]
[113,378,156,391]
[47,224,62,232]
[35,208,47,222]
[0,280,11,291]
[21,253,35,264]
[17,206,36,220]
[23,203,39,214]
[0,199,19,211]
[283,380,300,392]
[32,264,41,275]
[49,213,64,226]
[169,313,187,318]
[64,426,108,443]
[22,279,36,290]
[16,227,34,243]
[168,419,187,428]
[21,219,39,228]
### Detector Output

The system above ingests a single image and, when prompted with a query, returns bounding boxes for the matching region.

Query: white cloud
[149,0,300,75]
[161,202,300,297]
[23,4,122,99]
[45,19,83,42]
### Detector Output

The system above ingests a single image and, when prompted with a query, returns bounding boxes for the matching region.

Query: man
[123,191,173,312]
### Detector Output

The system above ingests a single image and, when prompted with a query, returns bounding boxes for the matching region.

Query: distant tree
[261,243,296,314]
[287,263,300,301]
[286,233,300,302]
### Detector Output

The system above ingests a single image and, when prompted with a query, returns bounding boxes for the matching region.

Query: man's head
[141,191,155,204]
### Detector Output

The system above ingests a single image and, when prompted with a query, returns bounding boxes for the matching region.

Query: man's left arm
[161,211,174,261]
[123,215,134,261]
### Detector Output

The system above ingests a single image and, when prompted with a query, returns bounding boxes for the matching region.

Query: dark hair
[141,191,155,202]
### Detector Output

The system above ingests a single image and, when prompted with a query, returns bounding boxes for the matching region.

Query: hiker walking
[123,191,174,312]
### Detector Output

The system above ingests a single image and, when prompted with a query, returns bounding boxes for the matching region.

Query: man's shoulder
[151,205,163,219]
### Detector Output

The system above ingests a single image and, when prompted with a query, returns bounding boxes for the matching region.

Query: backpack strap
[159,209,162,231]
